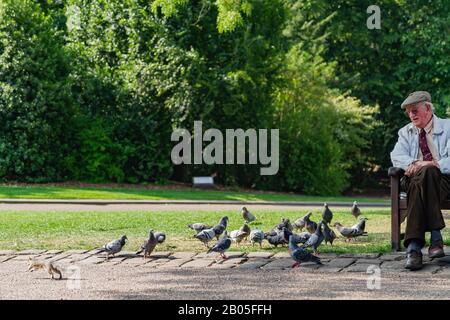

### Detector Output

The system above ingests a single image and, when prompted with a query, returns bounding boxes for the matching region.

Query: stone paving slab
[344,263,375,273]
[170,252,196,259]
[65,249,90,254]
[118,257,149,267]
[339,253,381,259]
[379,254,405,261]
[17,249,47,255]
[144,258,172,268]
[405,264,442,274]
[380,260,405,272]
[434,256,450,266]
[217,257,247,265]
[181,258,216,269]
[261,258,293,270]
[316,266,342,273]
[354,259,382,265]
[149,251,172,259]
[0,250,17,256]
[2,249,447,274]
[209,263,237,269]
[85,249,105,255]
[47,253,72,262]
[45,250,63,255]
[34,254,58,261]
[161,258,193,269]
[272,252,290,258]
[246,252,274,259]
[79,256,107,265]
[67,254,91,263]
[317,253,338,259]
[327,258,356,269]
[10,254,43,261]
[435,267,450,277]
[235,259,270,270]
[0,256,15,263]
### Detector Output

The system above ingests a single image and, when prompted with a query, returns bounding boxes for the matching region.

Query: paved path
[1,249,449,299]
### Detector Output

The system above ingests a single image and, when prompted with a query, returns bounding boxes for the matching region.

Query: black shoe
[405,251,423,271]
[428,240,445,259]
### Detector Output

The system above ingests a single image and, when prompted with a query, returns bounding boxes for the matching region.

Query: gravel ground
[1,257,449,300]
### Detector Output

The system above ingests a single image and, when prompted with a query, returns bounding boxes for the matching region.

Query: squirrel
[27,258,63,280]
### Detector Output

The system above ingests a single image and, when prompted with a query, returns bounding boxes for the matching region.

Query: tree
[0,0,75,181]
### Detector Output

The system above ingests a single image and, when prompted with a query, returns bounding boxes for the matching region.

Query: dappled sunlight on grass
[0,208,401,253]
[0,185,389,202]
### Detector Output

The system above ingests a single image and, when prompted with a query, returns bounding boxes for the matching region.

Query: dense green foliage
[1,0,447,195]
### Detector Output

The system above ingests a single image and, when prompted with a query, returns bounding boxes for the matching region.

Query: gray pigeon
[282,228,310,244]
[230,223,251,245]
[305,214,318,234]
[99,235,127,259]
[289,235,322,267]
[265,228,288,247]
[250,229,265,247]
[242,207,256,223]
[302,222,324,254]
[322,203,333,224]
[136,230,158,258]
[212,216,229,240]
[154,231,166,244]
[194,228,216,248]
[188,223,212,233]
[275,218,293,232]
[351,201,361,219]
[207,231,232,259]
[292,212,312,231]
[334,217,368,241]
[321,221,336,246]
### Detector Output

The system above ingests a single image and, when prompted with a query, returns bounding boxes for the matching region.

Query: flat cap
[401,91,431,108]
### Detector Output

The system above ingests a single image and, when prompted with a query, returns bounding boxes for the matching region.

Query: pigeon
[334,217,368,241]
[250,229,265,247]
[282,228,310,244]
[212,216,229,240]
[289,235,322,268]
[188,223,212,233]
[351,201,361,219]
[98,235,127,259]
[305,214,318,234]
[275,218,293,232]
[194,228,216,248]
[292,212,312,231]
[136,230,158,258]
[154,231,166,244]
[302,222,324,254]
[321,221,336,246]
[353,216,368,233]
[322,203,333,224]
[242,207,256,223]
[230,223,251,245]
[207,231,232,259]
[265,228,288,247]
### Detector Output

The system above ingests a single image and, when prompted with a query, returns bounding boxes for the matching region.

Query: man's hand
[405,160,439,177]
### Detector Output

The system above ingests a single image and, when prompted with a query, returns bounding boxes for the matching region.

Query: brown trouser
[401,165,448,248]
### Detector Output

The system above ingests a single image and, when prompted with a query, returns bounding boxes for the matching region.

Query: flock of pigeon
[98,202,368,268]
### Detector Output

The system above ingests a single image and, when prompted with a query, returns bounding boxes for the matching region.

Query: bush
[0,0,76,182]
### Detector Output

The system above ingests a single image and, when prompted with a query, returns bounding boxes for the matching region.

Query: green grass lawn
[4,208,446,254]
[0,185,389,202]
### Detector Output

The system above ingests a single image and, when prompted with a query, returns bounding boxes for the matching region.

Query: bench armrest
[388,167,405,177]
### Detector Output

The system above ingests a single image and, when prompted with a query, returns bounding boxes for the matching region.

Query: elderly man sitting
[391,91,449,270]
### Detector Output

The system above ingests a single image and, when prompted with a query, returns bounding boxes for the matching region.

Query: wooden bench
[389,166,450,251]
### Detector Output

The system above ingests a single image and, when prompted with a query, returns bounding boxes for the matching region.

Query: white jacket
[391,115,450,174]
